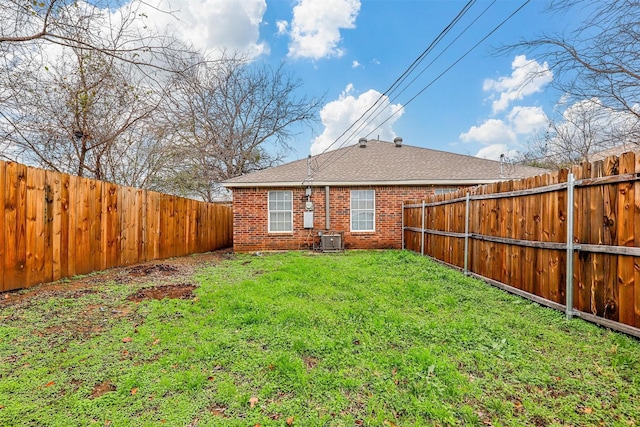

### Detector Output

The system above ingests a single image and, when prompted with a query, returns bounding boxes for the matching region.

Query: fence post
[464,192,470,275]
[565,173,575,320]
[420,201,425,256]
[401,202,405,250]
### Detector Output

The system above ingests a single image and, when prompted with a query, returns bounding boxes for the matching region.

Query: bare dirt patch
[0,250,231,308]
[90,381,117,399]
[1,251,230,357]
[126,283,197,302]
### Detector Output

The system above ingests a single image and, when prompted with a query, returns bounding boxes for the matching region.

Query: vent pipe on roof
[394,136,403,147]
[359,137,367,148]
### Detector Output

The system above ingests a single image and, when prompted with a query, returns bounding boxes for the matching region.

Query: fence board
[617,153,635,326]
[602,156,619,320]
[511,179,522,291]
[67,175,78,276]
[557,169,569,304]
[43,172,54,284]
[48,171,62,281]
[635,154,640,327]
[4,163,28,291]
[103,182,119,269]
[0,162,4,291]
[590,160,606,317]
[538,174,549,300]
[26,168,46,287]
[547,172,559,303]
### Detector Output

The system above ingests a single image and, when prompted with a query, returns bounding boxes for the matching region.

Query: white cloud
[276,20,289,35]
[352,60,361,68]
[459,119,516,145]
[475,144,518,161]
[141,0,268,57]
[459,107,548,160]
[507,106,547,134]
[310,85,403,155]
[483,55,552,113]
[287,0,361,60]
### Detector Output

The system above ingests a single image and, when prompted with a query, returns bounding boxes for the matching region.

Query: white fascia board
[222,179,503,188]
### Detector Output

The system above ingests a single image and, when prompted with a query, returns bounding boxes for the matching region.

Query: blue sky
[145,0,572,162]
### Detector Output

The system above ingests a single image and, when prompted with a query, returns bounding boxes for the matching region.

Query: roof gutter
[222,179,505,188]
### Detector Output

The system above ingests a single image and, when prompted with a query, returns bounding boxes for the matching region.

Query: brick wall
[232,185,462,252]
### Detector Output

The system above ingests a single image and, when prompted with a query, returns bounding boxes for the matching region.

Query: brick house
[223,139,545,252]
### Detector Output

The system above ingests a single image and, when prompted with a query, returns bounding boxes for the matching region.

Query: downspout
[325,185,330,230]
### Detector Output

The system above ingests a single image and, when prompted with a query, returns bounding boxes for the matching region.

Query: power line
[304,0,532,184]
[303,0,479,183]
[373,0,532,133]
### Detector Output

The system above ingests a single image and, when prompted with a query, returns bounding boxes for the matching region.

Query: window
[434,187,458,195]
[268,191,292,232]
[350,190,375,232]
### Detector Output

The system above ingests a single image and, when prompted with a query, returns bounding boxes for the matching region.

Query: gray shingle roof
[223,140,547,187]
[588,144,640,163]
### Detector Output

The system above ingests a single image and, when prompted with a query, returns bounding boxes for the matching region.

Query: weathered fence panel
[1,160,233,292]
[404,151,640,337]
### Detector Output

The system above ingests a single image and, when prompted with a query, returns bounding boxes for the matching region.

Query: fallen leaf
[249,396,259,408]
[130,388,138,395]
[151,339,160,346]
[207,376,214,381]
[383,421,397,427]
[355,420,364,425]
[286,416,294,426]
[253,424,261,427]
[211,408,226,417]
[44,381,55,388]
[122,337,132,343]
[584,407,593,414]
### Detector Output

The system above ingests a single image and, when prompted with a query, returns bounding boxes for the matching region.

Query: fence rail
[403,151,640,338]
[1,160,233,292]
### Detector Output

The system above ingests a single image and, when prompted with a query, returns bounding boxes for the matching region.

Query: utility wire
[302,0,478,183]
[356,0,497,138]
[305,0,531,183]
[373,0,532,134]
[315,0,498,174]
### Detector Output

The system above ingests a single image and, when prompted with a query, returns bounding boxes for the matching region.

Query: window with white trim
[268,191,293,232]
[350,189,375,232]
[434,187,458,195]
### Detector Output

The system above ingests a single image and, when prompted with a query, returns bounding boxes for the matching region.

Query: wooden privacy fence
[403,151,640,338]
[0,160,233,292]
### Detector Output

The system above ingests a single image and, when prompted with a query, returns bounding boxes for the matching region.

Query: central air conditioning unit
[320,233,342,252]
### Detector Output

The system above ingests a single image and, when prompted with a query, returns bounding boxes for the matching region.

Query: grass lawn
[1,250,639,426]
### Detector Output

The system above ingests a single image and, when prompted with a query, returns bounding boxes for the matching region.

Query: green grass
[1,250,639,426]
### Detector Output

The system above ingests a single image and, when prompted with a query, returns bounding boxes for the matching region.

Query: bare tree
[159,54,322,201]
[509,0,640,125]
[514,98,639,169]
[0,43,167,181]
[0,0,185,71]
